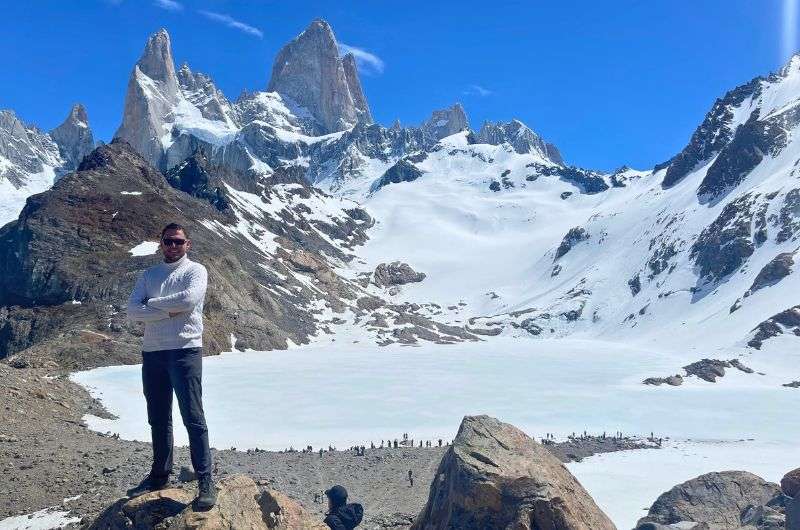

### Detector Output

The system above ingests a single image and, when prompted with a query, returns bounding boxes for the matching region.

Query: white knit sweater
[126,255,208,352]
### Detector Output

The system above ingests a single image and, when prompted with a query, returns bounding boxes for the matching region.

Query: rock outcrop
[555,227,590,260]
[635,471,782,530]
[477,119,563,164]
[49,103,95,170]
[370,159,424,192]
[267,19,372,133]
[421,103,469,140]
[89,474,327,529]
[748,252,795,294]
[411,415,616,530]
[373,262,426,287]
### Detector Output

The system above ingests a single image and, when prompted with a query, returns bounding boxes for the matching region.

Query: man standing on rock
[126,223,216,509]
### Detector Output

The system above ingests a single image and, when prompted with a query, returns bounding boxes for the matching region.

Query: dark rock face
[662,77,761,188]
[683,359,730,382]
[476,119,563,164]
[628,274,642,296]
[555,227,590,260]
[0,142,370,368]
[691,194,758,282]
[777,189,800,243]
[49,103,95,170]
[373,262,426,287]
[636,471,781,530]
[557,166,609,194]
[164,150,231,211]
[370,159,424,192]
[748,305,800,349]
[748,252,795,294]
[697,110,789,203]
[267,19,371,133]
[411,415,616,530]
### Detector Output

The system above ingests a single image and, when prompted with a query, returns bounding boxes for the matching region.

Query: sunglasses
[162,238,187,247]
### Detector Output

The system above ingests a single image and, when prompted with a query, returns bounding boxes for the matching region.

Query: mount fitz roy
[1,19,800,376]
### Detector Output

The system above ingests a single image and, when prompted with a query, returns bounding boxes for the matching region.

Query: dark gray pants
[142,347,211,479]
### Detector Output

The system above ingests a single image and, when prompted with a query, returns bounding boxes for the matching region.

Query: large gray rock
[411,415,616,530]
[49,103,95,170]
[267,19,372,133]
[636,471,781,529]
[421,103,469,140]
[373,261,426,287]
[114,28,182,169]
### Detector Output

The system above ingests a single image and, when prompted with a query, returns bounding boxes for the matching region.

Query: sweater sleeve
[147,265,208,312]
[127,274,169,322]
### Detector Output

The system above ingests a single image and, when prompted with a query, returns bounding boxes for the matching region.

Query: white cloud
[198,10,263,39]
[153,0,183,11]
[339,43,385,75]
[463,84,493,97]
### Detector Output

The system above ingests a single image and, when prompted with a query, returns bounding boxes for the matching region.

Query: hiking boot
[126,474,169,497]
[195,475,217,510]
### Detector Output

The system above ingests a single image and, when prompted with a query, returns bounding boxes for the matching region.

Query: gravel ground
[0,363,656,528]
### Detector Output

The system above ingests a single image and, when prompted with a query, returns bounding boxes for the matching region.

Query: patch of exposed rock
[747,252,795,294]
[749,305,800,349]
[373,262,426,287]
[411,415,616,530]
[643,359,754,386]
[370,159,424,192]
[635,471,783,530]
[555,227,590,260]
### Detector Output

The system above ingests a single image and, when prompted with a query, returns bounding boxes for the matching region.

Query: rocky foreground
[1,363,654,529]
[2,364,797,530]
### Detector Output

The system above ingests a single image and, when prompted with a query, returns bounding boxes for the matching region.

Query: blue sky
[0,0,793,170]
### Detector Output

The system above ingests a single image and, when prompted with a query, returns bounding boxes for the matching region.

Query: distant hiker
[438,439,442,447]
[408,470,413,487]
[393,439,398,448]
[125,223,216,509]
[319,448,324,457]
[324,485,363,530]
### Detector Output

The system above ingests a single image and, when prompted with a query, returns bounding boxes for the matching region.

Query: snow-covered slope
[344,56,800,366]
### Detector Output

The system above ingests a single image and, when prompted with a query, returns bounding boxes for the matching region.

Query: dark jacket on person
[324,503,364,530]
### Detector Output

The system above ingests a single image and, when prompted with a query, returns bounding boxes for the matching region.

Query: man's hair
[161,223,189,239]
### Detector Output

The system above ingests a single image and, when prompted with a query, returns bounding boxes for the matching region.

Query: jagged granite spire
[267,19,372,133]
[421,103,469,140]
[50,103,95,170]
[114,28,181,169]
[477,119,563,164]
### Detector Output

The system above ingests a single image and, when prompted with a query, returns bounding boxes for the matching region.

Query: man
[324,485,363,530]
[126,223,216,509]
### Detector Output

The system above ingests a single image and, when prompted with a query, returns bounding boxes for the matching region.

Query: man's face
[160,228,191,263]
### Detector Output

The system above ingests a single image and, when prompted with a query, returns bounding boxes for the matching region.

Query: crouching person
[324,485,363,530]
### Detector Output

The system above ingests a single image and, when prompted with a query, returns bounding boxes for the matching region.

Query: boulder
[90,475,326,529]
[373,262,426,287]
[410,415,616,530]
[636,471,781,529]
[784,468,800,498]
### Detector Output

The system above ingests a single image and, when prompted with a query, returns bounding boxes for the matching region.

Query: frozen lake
[72,337,800,529]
